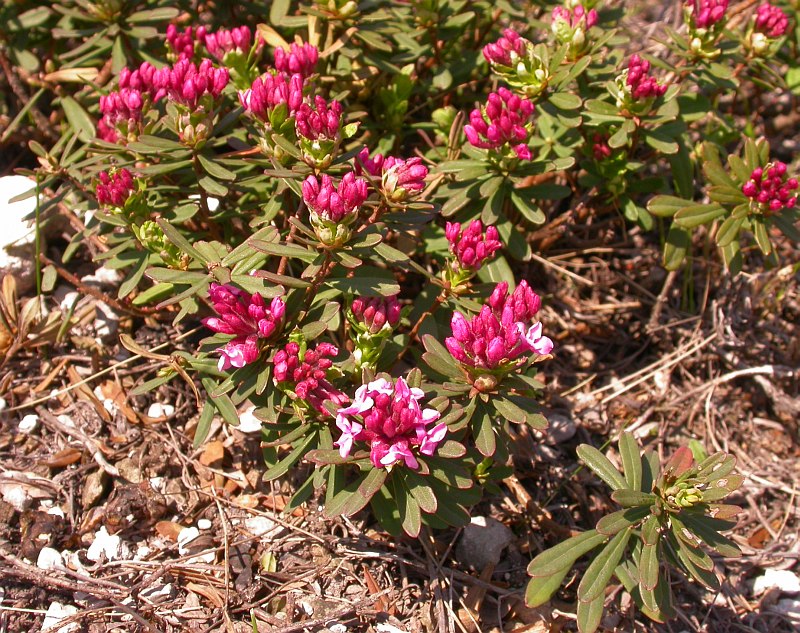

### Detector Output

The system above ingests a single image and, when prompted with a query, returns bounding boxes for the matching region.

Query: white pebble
[243,515,282,539]
[197,519,212,530]
[42,602,79,632]
[237,406,263,433]
[18,414,39,434]
[754,569,800,595]
[147,403,175,418]
[0,397,6,411]
[86,526,129,562]
[177,526,200,555]
[37,547,65,571]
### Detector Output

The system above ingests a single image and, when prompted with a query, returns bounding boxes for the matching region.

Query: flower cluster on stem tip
[274,42,319,78]
[96,169,135,207]
[348,295,401,369]
[295,96,345,169]
[239,73,305,123]
[335,377,446,469]
[464,88,535,160]
[199,26,253,61]
[592,133,612,160]
[626,55,667,100]
[273,342,347,413]
[754,3,789,38]
[99,90,145,141]
[381,156,428,202]
[156,58,229,110]
[446,281,553,386]
[685,0,728,29]
[742,162,798,212]
[445,221,502,289]
[551,4,598,59]
[203,284,286,371]
[482,29,549,98]
[302,171,369,244]
[166,24,196,59]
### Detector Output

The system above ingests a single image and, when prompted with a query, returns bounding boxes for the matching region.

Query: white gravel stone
[42,602,79,632]
[86,526,130,562]
[455,516,514,570]
[177,526,200,555]
[18,414,39,434]
[754,569,800,595]
[0,175,38,293]
[243,515,282,539]
[197,519,212,530]
[237,405,263,433]
[147,403,175,418]
[36,547,65,570]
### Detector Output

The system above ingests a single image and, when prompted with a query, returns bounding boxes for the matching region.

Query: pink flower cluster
[335,377,447,469]
[354,148,428,202]
[351,295,401,335]
[239,73,304,122]
[157,58,229,109]
[446,220,502,271]
[464,88,535,160]
[626,55,667,100]
[686,0,728,29]
[742,162,798,212]
[99,90,144,141]
[273,342,347,412]
[382,156,428,201]
[96,169,134,207]
[302,172,369,222]
[199,25,254,61]
[446,281,553,372]
[203,284,286,371]
[166,25,196,59]
[754,3,789,37]
[274,43,319,78]
[552,5,598,30]
[295,96,343,142]
[483,29,527,67]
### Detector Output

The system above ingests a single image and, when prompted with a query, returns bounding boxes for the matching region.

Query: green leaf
[198,175,229,197]
[619,432,642,491]
[577,527,632,603]
[647,195,692,218]
[510,191,546,225]
[663,225,690,271]
[197,154,236,181]
[548,92,582,110]
[326,266,401,296]
[673,203,726,228]
[527,530,607,578]
[405,472,437,514]
[576,594,605,633]
[61,96,95,141]
[342,468,388,516]
[262,432,317,481]
[248,238,318,263]
[525,568,573,608]
[396,478,422,537]
[193,402,215,447]
[127,7,179,22]
[715,214,744,248]
[472,402,496,457]
[707,185,747,205]
[596,506,651,535]
[576,444,627,491]
[610,490,657,508]
[639,541,660,591]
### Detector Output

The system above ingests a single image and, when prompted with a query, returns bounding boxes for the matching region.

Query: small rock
[197,519,212,530]
[456,516,514,570]
[81,470,109,508]
[94,302,119,340]
[177,526,200,555]
[237,405,262,433]
[80,266,122,288]
[86,526,129,562]
[42,601,79,632]
[243,515,282,539]
[147,403,175,419]
[115,457,143,484]
[0,397,6,411]
[53,286,81,312]
[754,569,800,595]
[18,414,39,434]
[37,547,65,571]
[0,175,38,293]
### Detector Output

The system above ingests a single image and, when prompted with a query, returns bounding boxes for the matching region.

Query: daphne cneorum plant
[526,432,743,633]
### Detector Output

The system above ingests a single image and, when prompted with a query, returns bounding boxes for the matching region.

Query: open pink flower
[203,284,285,371]
[335,377,445,469]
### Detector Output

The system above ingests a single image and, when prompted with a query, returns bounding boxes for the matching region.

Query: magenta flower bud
[446,220,502,270]
[201,26,253,61]
[688,0,729,29]
[161,58,229,109]
[273,342,346,413]
[203,284,285,371]
[350,295,401,335]
[274,42,319,78]
[303,171,368,222]
[625,54,668,100]
[96,168,135,207]
[355,147,385,177]
[335,376,443,469]
[464,89,534,159]
[742,158,798,212]
[483,28,527,67]
[754,3,789,38]
[445,281,551,374]
[166,24,196,59]
[296,96,343,140]
[381,156,428,202]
